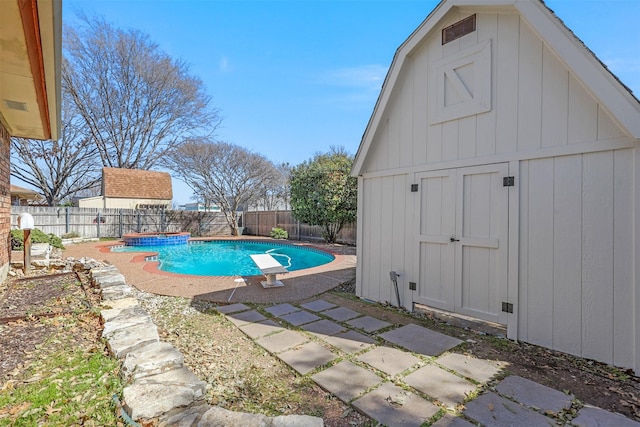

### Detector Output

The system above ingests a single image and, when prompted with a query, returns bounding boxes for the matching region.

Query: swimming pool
[111,240,335,277]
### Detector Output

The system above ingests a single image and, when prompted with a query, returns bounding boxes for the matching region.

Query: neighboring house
[352,0,640,374]
[0,0,62,280]
[11,184,43,206]
[180,203,221,212]
[78,168,173,209]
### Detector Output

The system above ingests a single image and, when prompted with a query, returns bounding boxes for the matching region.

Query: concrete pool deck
[62,237,357,304]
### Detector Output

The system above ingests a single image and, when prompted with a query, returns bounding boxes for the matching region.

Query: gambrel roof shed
[353,0,640,175]
[351,0,640,375]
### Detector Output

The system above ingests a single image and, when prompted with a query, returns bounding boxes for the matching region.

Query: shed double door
[414,163,509,325]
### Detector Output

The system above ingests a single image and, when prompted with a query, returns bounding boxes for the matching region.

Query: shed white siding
[518,150,636,368]
[354,0,640,374]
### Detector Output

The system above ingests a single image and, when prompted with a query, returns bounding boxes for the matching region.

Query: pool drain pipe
[389,271,401,308]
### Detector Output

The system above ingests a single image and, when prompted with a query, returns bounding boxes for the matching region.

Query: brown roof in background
[102,168,173,200]
[10,184,41,199]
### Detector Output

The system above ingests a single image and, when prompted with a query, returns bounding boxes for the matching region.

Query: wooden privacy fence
[11,206,232,238]
[242,210,356,245]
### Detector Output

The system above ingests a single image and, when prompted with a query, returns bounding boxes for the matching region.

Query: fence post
[97,212,101,238]
[137,212,141,232]
[65,207,70,234]
[119,209,123,237]
[161,208,165,232]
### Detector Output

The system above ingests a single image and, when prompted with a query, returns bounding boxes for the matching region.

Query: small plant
[62,231,81,239]
[11,228,64,250]
[270,227,288,239]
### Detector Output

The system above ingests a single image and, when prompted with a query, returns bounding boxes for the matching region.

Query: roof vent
[442,14,476,45]
[4,100,28,111]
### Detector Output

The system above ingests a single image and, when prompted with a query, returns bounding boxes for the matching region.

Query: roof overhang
[0,0,62,141]
[352,0,640,176]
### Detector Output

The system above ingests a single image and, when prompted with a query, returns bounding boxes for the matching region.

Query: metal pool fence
[10,206,232,238]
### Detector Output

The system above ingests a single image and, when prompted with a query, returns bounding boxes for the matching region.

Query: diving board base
[261,275,285,288]
[250,254,288,288]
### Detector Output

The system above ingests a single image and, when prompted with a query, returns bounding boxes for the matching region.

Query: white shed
[352,0,640,374]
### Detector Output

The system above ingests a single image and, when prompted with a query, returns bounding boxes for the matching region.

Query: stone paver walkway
[220,299,640,427]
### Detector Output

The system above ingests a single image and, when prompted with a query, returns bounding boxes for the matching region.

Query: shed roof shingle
[102,168,173,200]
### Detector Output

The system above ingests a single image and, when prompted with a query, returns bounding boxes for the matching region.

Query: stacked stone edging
[92,265,323,427]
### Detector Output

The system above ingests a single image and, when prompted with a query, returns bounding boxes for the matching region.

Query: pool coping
[63,237,356,304]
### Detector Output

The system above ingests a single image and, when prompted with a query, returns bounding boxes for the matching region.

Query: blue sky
[61,0,640,205]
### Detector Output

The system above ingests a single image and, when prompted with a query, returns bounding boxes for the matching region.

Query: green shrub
[270,227,288,239]
[62,231,81,239]
[11,228,64,250]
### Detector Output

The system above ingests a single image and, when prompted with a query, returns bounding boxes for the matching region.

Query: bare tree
[163,140,280,235]
[10,92,101,206]
[250,162,291,211]
[62,15,221,170]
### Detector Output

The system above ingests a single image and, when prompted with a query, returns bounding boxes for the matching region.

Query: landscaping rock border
[92,264,324,426]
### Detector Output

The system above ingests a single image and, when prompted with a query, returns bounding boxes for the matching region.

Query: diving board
[250,254,289,288]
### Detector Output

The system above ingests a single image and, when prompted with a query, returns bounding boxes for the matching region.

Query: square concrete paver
[311,361,382,403]
[277,342,337,375]
[323,307,361,322]
[352,382,439,427]
[323,330,375,354]
[496,375,573,414]
[226,310,267,326]
[280,310,321,326]
[265,303,300,317]
[379,324,462,356]
[347,316,392,333]
[301,319,347,337]
[436,353,504,383]
[238,319,284,339]
[215,303,250,314]
[404,365,476,408]
[572,405,640,427]
[357,346,420,376]
[464,392,556,426]
[255,330,308,354]
[301,299,337,312]
[431,414,476,427]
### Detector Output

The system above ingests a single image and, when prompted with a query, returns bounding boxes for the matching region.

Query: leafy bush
[289,147,357,243]
[62,231,81,239]
[270,227,288,239]
[11,228,64,250]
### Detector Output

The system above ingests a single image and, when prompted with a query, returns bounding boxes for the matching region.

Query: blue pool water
[111,241,334,276]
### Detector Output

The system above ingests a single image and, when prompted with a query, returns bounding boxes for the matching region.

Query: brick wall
[0,123,10,280]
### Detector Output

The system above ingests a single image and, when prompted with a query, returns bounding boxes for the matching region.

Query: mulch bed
[0,272,101,382]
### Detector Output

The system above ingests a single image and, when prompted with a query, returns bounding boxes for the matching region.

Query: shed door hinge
[501,302,514,313]
[410,184,419,192]
[503,176,515,187]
